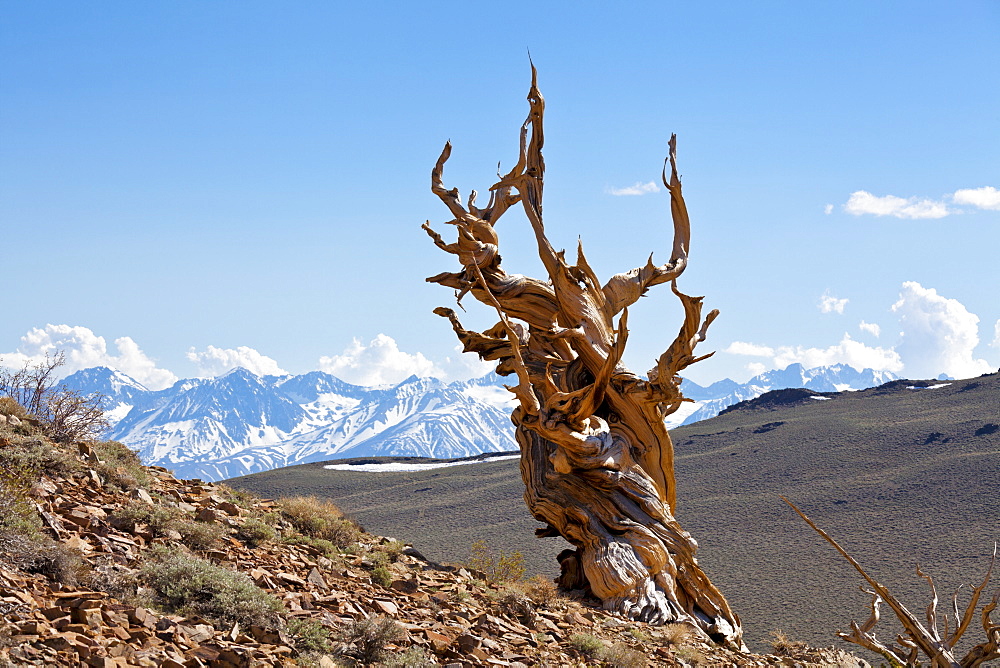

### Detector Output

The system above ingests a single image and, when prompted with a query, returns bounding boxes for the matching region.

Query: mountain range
[61,362,898,481]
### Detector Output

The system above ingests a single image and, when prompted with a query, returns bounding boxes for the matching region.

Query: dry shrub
[468,539,525,584]
[18,541,88,586]
[661,622,693,647]
[518,574,560,608]
[0,467,80,583]
[278,495,360,548]
[175,519,227,551]
[494,589,536,625]
[86,559,139,601]
[674,645,705,665]
[338,615,404,664]
[0,352,107,443]
[598,642,647,668]
[0,397,28,420]
[770,629,808,656]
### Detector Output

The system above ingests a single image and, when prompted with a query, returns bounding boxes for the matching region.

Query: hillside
[0,401,868,666]
[228,372,1000,655]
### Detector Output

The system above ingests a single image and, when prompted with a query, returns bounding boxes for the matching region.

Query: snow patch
[907,383,952,390]
[323,454,520,473]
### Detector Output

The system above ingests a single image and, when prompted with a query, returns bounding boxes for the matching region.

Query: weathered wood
[424,67,742,648]
[784,497,1000,667]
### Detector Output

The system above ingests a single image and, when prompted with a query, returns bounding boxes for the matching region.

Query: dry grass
[517,574,562,608]
[769,629,809,655]
[661,623,693,646]
[278,495,360,548]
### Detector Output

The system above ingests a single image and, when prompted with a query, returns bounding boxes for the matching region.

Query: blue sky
[2,1,998,389]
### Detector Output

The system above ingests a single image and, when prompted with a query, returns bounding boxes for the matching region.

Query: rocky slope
[0,416,868,667]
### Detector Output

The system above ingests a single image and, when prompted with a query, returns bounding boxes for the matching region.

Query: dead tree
[423,67,742,648]
[784,497,1000,667]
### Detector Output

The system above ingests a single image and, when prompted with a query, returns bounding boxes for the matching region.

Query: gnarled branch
[424,68,742,649]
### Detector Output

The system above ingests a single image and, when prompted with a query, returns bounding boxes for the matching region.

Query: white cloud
[859,321,881,338]
[844,190,949,219]
[953,186,1000,211]
[0,324,177,390]
[724,334,902,376]
[824,204,834,215]
[319,334,442,386]
[437,343,496,382]
[724,341,775,357]
[186,345,287,378]
[770,334,903,373]
[722,283,995,381]
[608,181,660,196]
[819,292,848,314]
[891,281,992,379]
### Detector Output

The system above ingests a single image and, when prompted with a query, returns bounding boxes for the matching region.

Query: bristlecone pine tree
[423,67,743,649]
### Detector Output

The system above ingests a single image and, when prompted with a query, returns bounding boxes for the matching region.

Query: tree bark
[424,66,743,648]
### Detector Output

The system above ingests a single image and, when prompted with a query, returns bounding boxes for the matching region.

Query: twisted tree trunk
[424,67,743,648]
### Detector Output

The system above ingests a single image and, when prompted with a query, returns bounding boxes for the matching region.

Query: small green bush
[216,483,258,510]
[0,435,79,481]
[236,517,277,547]
[108,504,184,536]
[379,539,404,562]
[468,539,525,584]
[372,565,393,588]
[287,617,331,654]
[569,633,604,658]
[139,545,283,629]
[281,533,338,556]
[90,440,151,490]
[380,646,436,667]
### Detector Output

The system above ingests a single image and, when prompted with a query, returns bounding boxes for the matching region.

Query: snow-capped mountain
[676,363,898,426]
[61,362,897,482]
[61,367,518,481]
